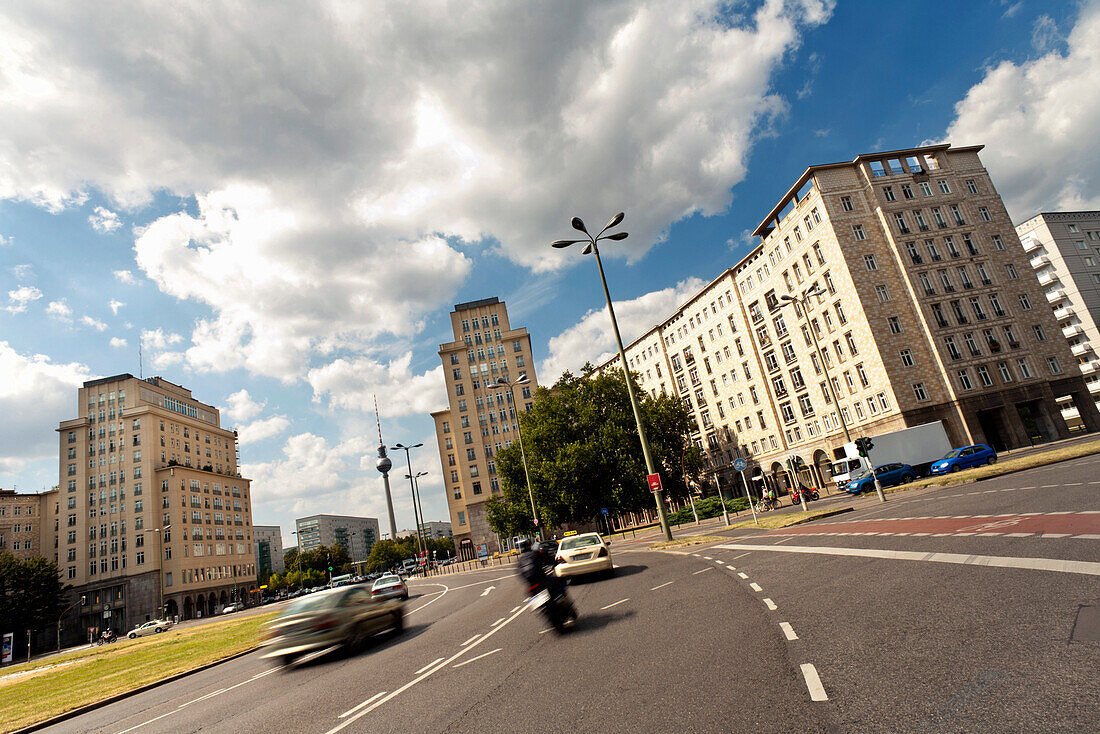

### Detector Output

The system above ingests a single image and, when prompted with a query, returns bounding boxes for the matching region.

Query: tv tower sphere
[376,445,392,474]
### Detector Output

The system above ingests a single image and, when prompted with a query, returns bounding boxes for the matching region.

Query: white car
[371,574,409,601]
[127,619,172,638]
[554,533,613,578]
[221,603,243,614]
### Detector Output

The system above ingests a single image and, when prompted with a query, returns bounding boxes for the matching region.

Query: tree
[489,366,703,534]
[0,551,67,657]
[364,539,408,572]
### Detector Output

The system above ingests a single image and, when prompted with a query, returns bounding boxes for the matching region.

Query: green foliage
[490,367,702,535]
[0,551,67,655]
[666,496,750,525]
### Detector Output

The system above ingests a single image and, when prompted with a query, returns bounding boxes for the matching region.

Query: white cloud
[109,336,127,348]
[540,277,707,381]
[0,234,11,246]
[10,264,31,278]
[5,285,42,313]
[236,415,291,445]
[222,389,265,423]
[88,205,121,232]
[943,0,1100,218]
[0,1,832,383]
[80,315,107,331]
[108,299,124,315]
[46,299,72,322]
[307,354,446,416]
[1031,15,1061,52]
[141,328,184,350]
[0,342,92,475]
[113,270,136,284]
[244,433,359,502]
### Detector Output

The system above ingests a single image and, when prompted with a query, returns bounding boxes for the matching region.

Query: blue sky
[3,1,1098,549]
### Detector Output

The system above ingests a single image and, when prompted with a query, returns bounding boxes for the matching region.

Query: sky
[3,0,1099,550]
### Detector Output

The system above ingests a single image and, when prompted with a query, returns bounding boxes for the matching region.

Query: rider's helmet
[516,538,533,553]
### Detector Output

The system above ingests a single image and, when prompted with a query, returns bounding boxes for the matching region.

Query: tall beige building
[50,374,256,643]
[599,144,1098,494]
[431,298,538,559]
[0,489,42,559]
[1016,211,1100,424]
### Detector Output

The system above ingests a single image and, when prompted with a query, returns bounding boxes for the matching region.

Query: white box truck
[829,421,952,489]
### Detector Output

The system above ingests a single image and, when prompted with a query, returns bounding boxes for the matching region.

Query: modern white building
[253,524,284,575]
[294,514,379,562]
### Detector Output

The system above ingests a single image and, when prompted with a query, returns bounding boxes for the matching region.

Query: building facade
[1016,211,1100,425]
[0,489,42,559]
[420,520,452,539]
[253,524,284,575]
[50,374,256,643]
[294,514,379,563]
[598,144,1098,495]
[431,297,538,559]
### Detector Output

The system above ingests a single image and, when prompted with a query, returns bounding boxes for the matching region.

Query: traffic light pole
[856,437,886,504]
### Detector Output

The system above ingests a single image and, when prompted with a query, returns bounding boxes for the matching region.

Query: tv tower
[373,396,399,541]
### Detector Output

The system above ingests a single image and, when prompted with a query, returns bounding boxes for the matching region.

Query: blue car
[847,462,916,494]
[930,444,998,475]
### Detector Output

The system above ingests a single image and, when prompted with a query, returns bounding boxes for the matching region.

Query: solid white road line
[1074,534,1100,540]
[118,667,283,732]
[650,581,674,591]
[749,582,763,592]
[714,543,1100,576]
[780,622,798,640]
[693,567,713,575]
[601,598,630,610]
[460,634,480,647]
[763,598,777,610]
[801,663,828,701]
[339,692,387,718]
[415,658,444,675]
[453,648,502,668]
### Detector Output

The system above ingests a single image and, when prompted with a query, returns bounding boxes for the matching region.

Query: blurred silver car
[261,587,403,666]
[371,574,409,601]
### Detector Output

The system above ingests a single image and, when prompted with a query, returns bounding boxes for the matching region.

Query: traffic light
[855,437,875,457]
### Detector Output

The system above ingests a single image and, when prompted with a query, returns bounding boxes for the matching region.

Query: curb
[12,646,260,734]
[884,446,1100,496]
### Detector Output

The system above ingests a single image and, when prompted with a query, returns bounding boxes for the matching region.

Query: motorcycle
[95,630,117,646]
[527,581,578,633]
[790,486,820,505]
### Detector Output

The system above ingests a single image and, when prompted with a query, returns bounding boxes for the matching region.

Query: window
[901,184,914,199]
[938,179,951,194]
[864,254,878,270]
[992,234,1005,250]
[920,181,933,197]
[945,337,962,360]
[913,383,929,401]
[853,225,866,241]
[1017,359,1032,379]
[1005,263,1018,280]
[957,370,974,390]
[900,349,914,367]
[894,212,910,233]
[883,186,896,202]
[976,365,993,387]
[964,333,981,356]
[875,285,889,302]
[966,179,979,195]
[888,316,901,334]
[979,206,991,222]
[1047,357,1062,375]
[1033,325,1046,342]
[998,362,1012,382]
[841,196,853,212]
[1018,294,1031,311]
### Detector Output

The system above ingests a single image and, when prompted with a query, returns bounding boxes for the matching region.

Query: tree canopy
[0,551,67,656]
[487,366,704,537]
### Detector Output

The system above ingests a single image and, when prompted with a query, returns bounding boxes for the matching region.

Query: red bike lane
[762,511,1100,538]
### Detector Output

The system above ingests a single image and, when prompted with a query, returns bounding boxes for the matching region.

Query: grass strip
[0,612,275,733]
[884,437,1100,495]
[650,535,729,549]
[726,507,849,531]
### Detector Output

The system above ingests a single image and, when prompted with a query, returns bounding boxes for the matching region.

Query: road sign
[102,610,111,619]
[733,458,747,471]
[601,507,609,516]
[647,473,663,492]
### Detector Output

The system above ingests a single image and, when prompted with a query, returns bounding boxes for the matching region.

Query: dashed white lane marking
[1075,534,1100,540]
[118,667,283,732]
[764,598,778,610]
[750,582,763,592]
[491,617,505,627]
[731,552,752,560]
[650,581,674,591]
[714,543,1100,576]
[601,598,630,610]
[510,605,520,613]
[1048,511,1073,515]
[453,648,502,668]
[703,556,713,560]
[539,628,554,635]
[460,634,480,647]
[801,663,829,701]
[693,567,714,575]
[414,658,445,675]
[1004,533,1032,538]
[736,572,748,579]
[692,553,701,557]
[780,622,799,640]
[714,559,725,564]
[1041,533,1071,538]
[1065,482,1083,486]
[339,692,387,719]
[726,565,736,571]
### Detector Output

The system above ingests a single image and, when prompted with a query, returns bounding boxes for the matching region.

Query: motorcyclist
[516,538,565,598]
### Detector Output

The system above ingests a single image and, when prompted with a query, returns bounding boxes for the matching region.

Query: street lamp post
[553,213,673,541]
[392,442,427,558]
[405,470,428,552]
[780,289,885,503]
[292,530,303,590]
[491,373,542,540]
[144,525,170,620]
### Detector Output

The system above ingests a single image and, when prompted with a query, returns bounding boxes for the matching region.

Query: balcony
[1029,255,1050,270]
[1071,342,1090,357]
[1037,270,1058,286]
[1021,237,1040,253]
[1061,405,1081,420]
[1062,324,1084,339]
[1088,378,1100,394]
[1079,360,1100,376]
[1046,288,1066,303]
[1054,306,1075,321]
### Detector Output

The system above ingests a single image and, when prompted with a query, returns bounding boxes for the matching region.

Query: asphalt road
[37,453,1099,733]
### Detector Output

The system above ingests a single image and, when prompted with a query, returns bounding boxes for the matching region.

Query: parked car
[260,587,404,666]
[221,602,243,614]
[554,532,613,578]
[930,444,998,474]
[127,619,172,638]
[847,462,917,494]
[371,574,410,601]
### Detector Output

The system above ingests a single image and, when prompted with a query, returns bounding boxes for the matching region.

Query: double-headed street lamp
[553,212,673,541]
[405,471,428,549]
[291,529,303,589]
[392,442,427,557]
[144,525,170,619]
[491,373,541,540]
[779,288,884,503]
